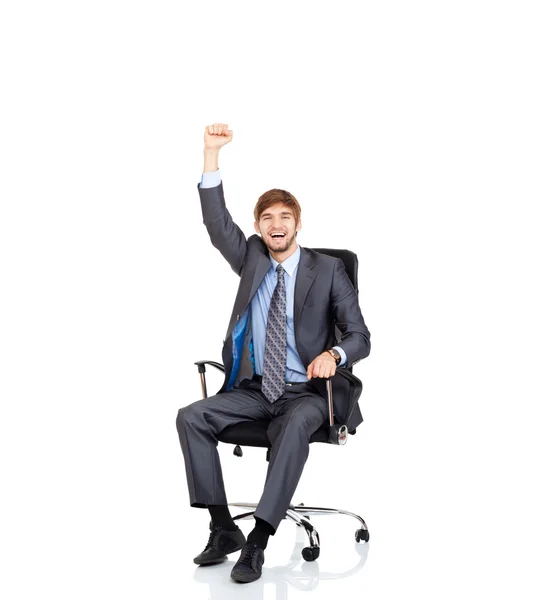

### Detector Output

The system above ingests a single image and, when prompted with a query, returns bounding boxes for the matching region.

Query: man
[176,123,370,583]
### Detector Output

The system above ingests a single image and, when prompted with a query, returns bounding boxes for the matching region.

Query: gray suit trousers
[176,377,329,532]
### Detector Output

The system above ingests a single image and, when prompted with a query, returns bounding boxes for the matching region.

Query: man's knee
[176,400,204,432]
[283,404,325,436]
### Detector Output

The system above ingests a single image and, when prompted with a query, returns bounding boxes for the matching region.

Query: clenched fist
[204,123,233,150]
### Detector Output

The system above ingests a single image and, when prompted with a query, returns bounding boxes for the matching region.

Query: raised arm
[199,123,247,276]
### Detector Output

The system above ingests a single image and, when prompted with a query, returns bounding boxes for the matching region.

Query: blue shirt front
[251,246,307,382]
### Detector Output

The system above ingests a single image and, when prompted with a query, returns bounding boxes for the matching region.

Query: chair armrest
[194,360,225,373]
[194,361,225,399]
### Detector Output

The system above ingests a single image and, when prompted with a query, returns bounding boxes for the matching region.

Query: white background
[1,1,539,598]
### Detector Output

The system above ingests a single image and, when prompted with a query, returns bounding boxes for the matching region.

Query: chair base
[229,502,369,561]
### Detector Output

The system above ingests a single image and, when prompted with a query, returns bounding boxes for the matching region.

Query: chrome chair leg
[290,504,370,543]
[227,501,370,556]
[291,504,368,531]
[285,509,321,562]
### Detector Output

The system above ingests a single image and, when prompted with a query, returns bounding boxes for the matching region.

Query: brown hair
[254,189,301,225]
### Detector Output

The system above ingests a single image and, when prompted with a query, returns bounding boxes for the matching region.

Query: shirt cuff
[200,169,221,188]
[333,346,347,367]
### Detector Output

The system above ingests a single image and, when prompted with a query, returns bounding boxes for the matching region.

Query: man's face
[254,202,302,254]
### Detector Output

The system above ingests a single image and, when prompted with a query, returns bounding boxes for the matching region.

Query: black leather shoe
[193,523,246,566]
[230,541,265,583]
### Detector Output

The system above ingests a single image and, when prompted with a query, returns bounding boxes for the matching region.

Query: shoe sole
[194,544,244,566]
[230,571,262,583]
[194,556,228,566]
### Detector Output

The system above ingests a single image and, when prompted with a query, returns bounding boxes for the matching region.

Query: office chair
[194,248,370,562]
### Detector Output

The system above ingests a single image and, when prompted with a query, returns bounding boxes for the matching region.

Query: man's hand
[306,352,337,380]
[204,123,233,150]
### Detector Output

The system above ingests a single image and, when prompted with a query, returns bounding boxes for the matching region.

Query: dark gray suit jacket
[199,182,371,430]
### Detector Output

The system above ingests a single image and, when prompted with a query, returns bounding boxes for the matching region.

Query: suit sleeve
[330,259,371,365]
[198,181,247,276]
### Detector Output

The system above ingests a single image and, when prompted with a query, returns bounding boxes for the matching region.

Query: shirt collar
[269,245,301,277]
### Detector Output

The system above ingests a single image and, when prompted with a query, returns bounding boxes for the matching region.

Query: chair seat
[217,421,331,447]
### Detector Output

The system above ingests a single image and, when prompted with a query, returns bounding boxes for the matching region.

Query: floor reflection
[191,527,369,599]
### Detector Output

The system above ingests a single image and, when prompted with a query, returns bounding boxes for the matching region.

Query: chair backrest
[311,248,358,293]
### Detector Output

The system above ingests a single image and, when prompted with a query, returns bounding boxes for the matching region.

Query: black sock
[208,504,237,531]
[246,517,275,550]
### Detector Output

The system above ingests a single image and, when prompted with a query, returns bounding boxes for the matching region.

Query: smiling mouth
[270,233,286,239]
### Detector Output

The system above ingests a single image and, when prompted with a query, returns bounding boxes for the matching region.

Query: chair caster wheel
[302,547,320,562]
[355,528,370,543]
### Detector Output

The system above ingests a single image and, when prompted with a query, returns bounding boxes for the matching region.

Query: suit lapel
[294,247,317,330]
[248,254,272,304]
[225,248,271,341]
